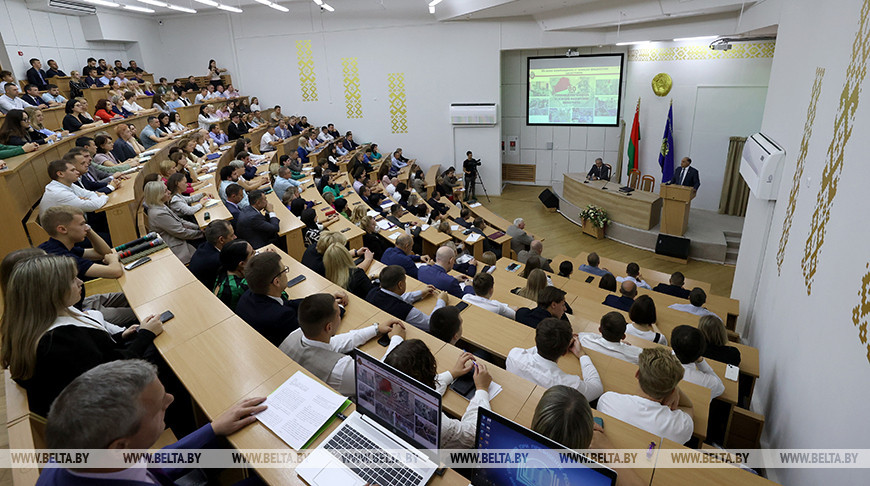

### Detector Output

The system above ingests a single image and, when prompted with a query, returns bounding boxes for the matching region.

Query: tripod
[473,168,491,203]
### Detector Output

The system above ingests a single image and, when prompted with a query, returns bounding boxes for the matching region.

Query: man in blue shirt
[208,123,228,145]
[381,234,429,279]
[140,116,169,149]
[273,166,302,201]
[418,246,474,298]
[577,252,612,277]
[41,84,67,106]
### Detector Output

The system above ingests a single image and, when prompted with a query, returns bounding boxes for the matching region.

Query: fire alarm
[18,51,23,56]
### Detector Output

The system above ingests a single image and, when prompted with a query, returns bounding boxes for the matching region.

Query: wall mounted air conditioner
[740,132,785,201]
[26,0,96,16]
[449,103,498,126]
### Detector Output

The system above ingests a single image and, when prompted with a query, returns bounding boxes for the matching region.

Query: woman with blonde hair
[0,255,163,416]
[144,181,203,263]
[25,106,68,141]
[514,268,548,302]
[698,315,741,366]
[349,204,368,225]
[360,215,388,259]
[323,243,375,299]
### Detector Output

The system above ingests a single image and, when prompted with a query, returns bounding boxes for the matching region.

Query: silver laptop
[297,350,440,486]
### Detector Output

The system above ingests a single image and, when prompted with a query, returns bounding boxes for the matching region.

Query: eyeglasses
[273,265,290,281]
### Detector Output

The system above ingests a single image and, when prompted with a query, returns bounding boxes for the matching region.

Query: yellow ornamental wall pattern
[776,67,825,276]
[296,40,318,102]
[342,58,363,119]
[628,41,776,62]
[388,73,407,134]
[803,0,870,294]
[850,264,870,364]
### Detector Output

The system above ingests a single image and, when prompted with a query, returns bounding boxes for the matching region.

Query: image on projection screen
[527,54,624,127]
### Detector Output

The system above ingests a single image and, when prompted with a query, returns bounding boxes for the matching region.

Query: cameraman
[463,151,480,202]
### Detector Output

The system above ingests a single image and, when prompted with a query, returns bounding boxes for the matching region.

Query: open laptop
[297,350,440,486]
[471,408,618,486]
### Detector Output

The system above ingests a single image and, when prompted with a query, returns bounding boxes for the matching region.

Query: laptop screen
[353,350,442,453]
[471,408,617,486]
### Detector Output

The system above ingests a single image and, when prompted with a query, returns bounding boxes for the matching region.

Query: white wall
[735,1,870,485]
[0,0,144,81]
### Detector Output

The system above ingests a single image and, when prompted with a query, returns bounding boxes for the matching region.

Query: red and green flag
[627,98,640,175]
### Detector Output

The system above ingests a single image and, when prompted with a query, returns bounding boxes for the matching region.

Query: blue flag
[658,104,675,183]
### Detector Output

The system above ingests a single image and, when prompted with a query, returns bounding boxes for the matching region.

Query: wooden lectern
[660,184,695,236]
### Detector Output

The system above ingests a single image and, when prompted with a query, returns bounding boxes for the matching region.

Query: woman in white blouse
[249,97,261,112]
[208,60,227,87]
[166,172,206,223]
[167,112,186,133]
[197,104,220,130]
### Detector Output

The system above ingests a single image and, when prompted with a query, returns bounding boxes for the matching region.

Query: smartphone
[481,265,491,274]
[377,333,391,347]
[354,257,364,265]
[506,263,519,271]
[341,227,351,232]
[263,188,274,195]
[454,301,469,312]
[286,274,307,288]
[585,275,595,283]
[159,310,175,323]
[124,256,151,271]
[593,417,604,428]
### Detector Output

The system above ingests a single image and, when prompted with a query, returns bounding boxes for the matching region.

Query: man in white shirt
[121,92,145,113]
[507,318,603,401]
[98,69,114,87]
[578,311,643,364]
[194,87,209,104]
[463,272,517,319]
[259,124,280,153]
[279,293,406,397]
[0,83,25,114]
[365,265,446,332]
[616,262,652,290]
[669,288,720,319]
[670,325,725,398]
[391,148,408,170]
[597,347,695,444]
[317,126,334,143]
[39,159,109,220]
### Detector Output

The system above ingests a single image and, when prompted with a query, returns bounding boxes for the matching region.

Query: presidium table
[563,173,663,230]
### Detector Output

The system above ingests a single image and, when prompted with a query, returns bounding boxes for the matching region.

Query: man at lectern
[671,157,700,191]
[586,158,611,181]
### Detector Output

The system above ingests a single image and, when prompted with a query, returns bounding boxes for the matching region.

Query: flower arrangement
[579,205,610,228]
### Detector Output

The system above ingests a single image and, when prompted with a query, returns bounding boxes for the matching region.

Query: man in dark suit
[44,60,66,78]
[653,271,692,299]
[236,190,280,249]
[224,183,244,226]
[603,280,638,312]
[26,58,48,90]
[342,131,359,151]
[515,286,570,329]
[586,158,611,181]
[454,207,472,228]
[67,148,117,194]
[21,84,48,108]
[227,112,248,141]
[189,220,236,290]
[671,156,700,190]
[236,252,347,346]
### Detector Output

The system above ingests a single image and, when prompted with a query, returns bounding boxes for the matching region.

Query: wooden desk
[117,249,197,306]
[563,174,663,230]
[573,251,714,294]
[264,191,305,261]
[269,244,336,298]
[425,164,441,198]
[652,439,779,485]
[97,176,138,245]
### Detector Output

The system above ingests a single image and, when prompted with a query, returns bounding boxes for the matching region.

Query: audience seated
[41,84,67,106]
[515,286,569,329]
[384,339,491,448]
[140,116,170,149]
[213,239,254,311]
[302,231,356,276]
[62,99,102,132]
[654,271,692,299]
[616,262,652,290]
[428,306,464,345]
[324,243,375,299]
[39,159,108,220]
[236,190,280,249]
[219,166,250,209]
[366,265,446,331]
[189,220,237,289]
[603,280,637,312]
[68,71,88,99]
[280,293,405,397]
[507,318,603,400]
[418,246,474,298]
[625,295,667,345]
[557,260,573,278]
[0,255,163,417]
[698,315,741,366]
[1,83,26,114]
[597,346,695,444]
[506,217,534,255]
[671,325,725,398]
[0,109,50,146]
[578,252,612,277]
[463,272,517,319]
[44,59,66,79]
[143,181,204,264]
[26,58,49,90]
[513,268,548,303]
[578,311,643,364]
[20,84,47,109]
[517,239,553,272]
[599,272,617,292]
[111,123,145,163]
[669,287,720,318]
[237,252,304,345]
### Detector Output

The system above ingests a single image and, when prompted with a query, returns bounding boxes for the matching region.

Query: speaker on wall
[538,189,559,209]
[656,234,691,260]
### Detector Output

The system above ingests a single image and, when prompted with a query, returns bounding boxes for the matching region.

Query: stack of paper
[466,233,482,243]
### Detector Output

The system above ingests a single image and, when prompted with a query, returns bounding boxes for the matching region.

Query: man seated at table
[425,307,462,346]
[99,69,115,87]
[39,360,266,486]
[38,205,137,325]
[507,317,603,401]
[671,325,725,399]
[236,252,348,346]
[381,234,429,279]
[0,83,25,114]
[21,84,48,109]
[26,58,49,90]
[454,208,472,228]
[39,159,109,220]
[189,219,236,290]
[418,246,474,298]
[366,265,446,332]
[616,262,652,290]
[273,166,303,201]
[140,116,171,149]
[506,217,534,255]
[603,280,637,312]
[391,148,409,171]
[236,190,280,250]
[577,252,611,277]
[518,239,553,272]
[280,293,405,397]
[41,84,67,106]
[259,123,281,153]
[219,166,250,208]
[208,123,228,146]
[44,59,66,79]
[653,271,691,299]
[668,287,720,319]
[515,286,568,329]
[586,157,610,181]
[68,146,119,195]
[597,347,695,444]
[578,311,642,364]
[462,272,517,319]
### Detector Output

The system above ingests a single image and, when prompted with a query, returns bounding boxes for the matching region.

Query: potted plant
[579,205,609,239]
